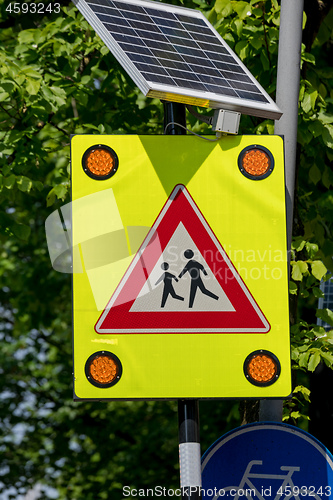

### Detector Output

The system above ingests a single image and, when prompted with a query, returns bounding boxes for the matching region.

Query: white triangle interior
[130,223,235,312]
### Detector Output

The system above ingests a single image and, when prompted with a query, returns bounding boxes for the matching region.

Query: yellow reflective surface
[71,135,291,400]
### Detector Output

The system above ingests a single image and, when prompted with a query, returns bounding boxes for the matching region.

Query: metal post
[178,400,201,500]
[260,0,304,422]
[163,100,202,499]
[274,0,304,250]
[163,101,187,135]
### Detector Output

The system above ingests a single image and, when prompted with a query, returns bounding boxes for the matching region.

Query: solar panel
[73,0,282,119]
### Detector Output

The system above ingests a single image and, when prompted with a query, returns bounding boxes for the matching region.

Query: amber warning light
[85,351,122,388]
[82,145,118,180]
[238,145,274,180]
[244,350,281,386]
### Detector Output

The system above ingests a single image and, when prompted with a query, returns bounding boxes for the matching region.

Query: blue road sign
[201,422,333,499]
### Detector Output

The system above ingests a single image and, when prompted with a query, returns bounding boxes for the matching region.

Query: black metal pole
[162,101,187,135]
[162,100,202,500]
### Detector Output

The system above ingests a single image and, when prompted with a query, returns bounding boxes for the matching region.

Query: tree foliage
[0,0,332,498]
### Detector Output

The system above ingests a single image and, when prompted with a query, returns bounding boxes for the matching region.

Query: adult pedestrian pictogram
[178,249,219,309]
[95,184,270,334]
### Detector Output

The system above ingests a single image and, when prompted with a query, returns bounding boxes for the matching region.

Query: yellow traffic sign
[71,135,291,400]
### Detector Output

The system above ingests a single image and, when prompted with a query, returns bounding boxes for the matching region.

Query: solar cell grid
[224,74,249,83]
[181,54,213,67]
[175,45,202,57]
[113,0,145,12]
[175,13,205,25]
[196,40,226,51]
[107,24,134,35]
[112,33,144,45]
[88,0,256,87]
[177,79,207,90]
[221,64,246,74]
[124,11,150,22]
[137,63,168,76]
[144,7,176,20]
[130,53,157,65]
[167,27,194,40]
[153,18,182,29]
[181,22,210,34]
[167,37,188,47]
[90,0,108,5]
[75,0,282,118]
[146,40,169,51]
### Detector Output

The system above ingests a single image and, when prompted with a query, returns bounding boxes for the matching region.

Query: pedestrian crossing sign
[71,134,291,400]
[95,184,270,334]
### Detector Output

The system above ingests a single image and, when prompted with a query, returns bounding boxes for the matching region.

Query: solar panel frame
[73,0,282,119]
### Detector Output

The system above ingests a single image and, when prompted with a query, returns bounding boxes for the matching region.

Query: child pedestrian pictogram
[155,262,184,308]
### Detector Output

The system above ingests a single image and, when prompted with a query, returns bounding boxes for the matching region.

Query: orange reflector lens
[85,351,122,388]
[244,350,280,386]
[238,146,274,180]
[82,145,118,180]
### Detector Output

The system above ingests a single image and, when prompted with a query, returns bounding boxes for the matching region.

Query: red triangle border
[95,185,270,334]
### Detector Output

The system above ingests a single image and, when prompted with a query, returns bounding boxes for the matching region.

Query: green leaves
[291,320,333,374]
[232,1,251,20]
[294,385,311,402]
[311,260,327,281]
[291,260,308,281]
[290,238,327,285]
[283,385,310,424]
[290,233,332,384]
[316,308,333,327]
[46,183,69,206]
[26,77,41,96]
[235,39,249,60]
[308,350,321,371]
[1,174,44,194]
[3,174,16,189]
[11,221,31,240]
[289,280,298,295]
[214,0,252,19]
[301,86,318,114]
[323,125,333,148]
[290,258,327,282]
[41,85,67,109]
[0,212,31,240]
[309,164,321,185]
[214,0,232,15]
[0,0,332,496]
